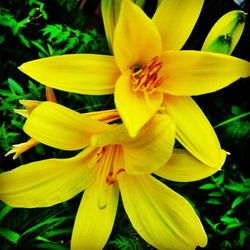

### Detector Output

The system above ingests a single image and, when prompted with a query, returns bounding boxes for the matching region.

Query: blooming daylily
[0,101,224,249]
[18,0,249,169]
[6,101,120,159]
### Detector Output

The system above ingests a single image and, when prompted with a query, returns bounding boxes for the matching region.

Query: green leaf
[0,205,13,223]
[208,191,223,197]
[199,183,217,190]
[220,215,239,224]
[31,40,49,56]
[0,227,20,244]
[206,198,223,205]
[8,78,24,95]
[214,112,250,128]
[231,196,245,209]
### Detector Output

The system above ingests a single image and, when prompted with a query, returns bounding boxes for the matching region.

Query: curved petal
[71,182,119,250]
[118,173,207,249]
[159,51,250,96]
[163,95,227,168]
[202,11,246,54]
[24,102,111,151]
[113,0,161,72]
[123,114,175,175]
[155,149,222,182]
[0,147,97,208]
[92,114,175,174]
[101,0,122,51]
[81,109,120,123]
[152,0,204,51]
[115,71,163,137]
[19,54,119,95]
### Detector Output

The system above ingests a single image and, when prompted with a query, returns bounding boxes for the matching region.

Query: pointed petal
[71,182,119,250]
[123,114,175,175]
[118,173,207,249]
[81,109,120,123]
[160,50,250,95]
[92,114,175,174]
[5,138,39,159]
[163,95,227,168]
[202,10,247,55]
[101,0,122,51]
[155,149,222,182]
[113,0,161,72]
[24,102,111,150]
[0,147,97,208]
[152,0,204,51]
[115,71,163,137]
[101,0,146,52]
[19,54,119,95]
[45,86,57,102]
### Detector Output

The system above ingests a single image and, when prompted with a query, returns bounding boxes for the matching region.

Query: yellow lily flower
[18,0,250,168]
[0,101,224,249]
[6,85,119,159]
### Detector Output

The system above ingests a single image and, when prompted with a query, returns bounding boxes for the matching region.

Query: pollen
[130,56,168,94]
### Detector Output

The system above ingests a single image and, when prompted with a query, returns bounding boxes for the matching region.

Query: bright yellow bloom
[6,84,119,159]
[18,0,249,168]
[0,101,223,249]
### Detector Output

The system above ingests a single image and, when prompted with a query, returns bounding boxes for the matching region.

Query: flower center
[130,56,168,94]
[96,145,124,186]
[95,145,125,209]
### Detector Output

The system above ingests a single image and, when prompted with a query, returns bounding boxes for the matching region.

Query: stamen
[130,56,167,94]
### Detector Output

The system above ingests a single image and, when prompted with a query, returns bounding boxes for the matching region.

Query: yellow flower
[6,86,119,159]
[18,0,249,168]
[0,101,223,249]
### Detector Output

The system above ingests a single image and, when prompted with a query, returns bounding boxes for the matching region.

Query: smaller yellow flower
[0,101,222,249]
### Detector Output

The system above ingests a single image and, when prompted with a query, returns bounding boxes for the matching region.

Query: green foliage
[0,200,76,250]
[33,24,108,56]
[199,168,250,249]
[0,1,47,48]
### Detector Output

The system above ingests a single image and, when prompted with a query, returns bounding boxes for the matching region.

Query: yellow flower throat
[96,145,124,186]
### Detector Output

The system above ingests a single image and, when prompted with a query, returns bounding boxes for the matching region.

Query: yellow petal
[0,147,97,208]
[5,138,39,160]
[123,114,175,175]
[159,50,250,95]
[19,54,120,95]
[101,0,122,51]
[81,109,120,123]
[92,114,175,175]
[71,182,119,250]
[202,10,247,55]
[115,71,163,137]
[163,95,227,168]
[118,173,207,249]
[152,0,204,51]
[101,0,146,52]
[24,102,111,150]
[155,149,222,182]
[113,0,161,72]
[45,86,57,102]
